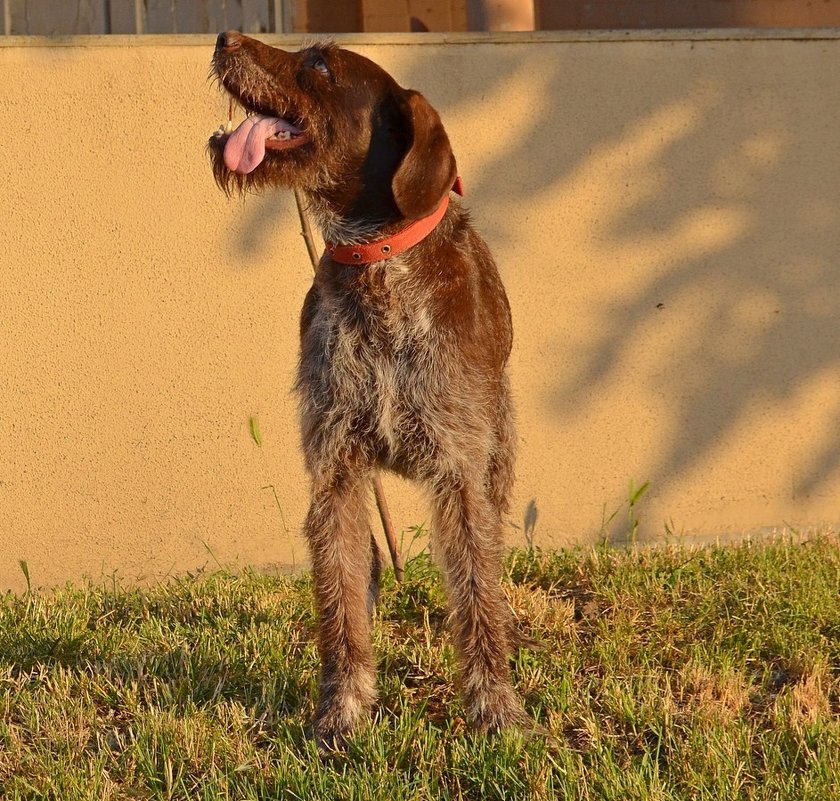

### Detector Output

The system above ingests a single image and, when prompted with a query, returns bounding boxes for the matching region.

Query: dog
[209,32,528,750]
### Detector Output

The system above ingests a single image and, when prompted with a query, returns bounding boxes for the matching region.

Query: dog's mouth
[211,98,310,175]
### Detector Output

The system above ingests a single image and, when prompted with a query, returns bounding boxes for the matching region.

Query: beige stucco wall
[2,31,839,592]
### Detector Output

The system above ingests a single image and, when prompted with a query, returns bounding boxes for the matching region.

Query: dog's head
[209,32,457,222]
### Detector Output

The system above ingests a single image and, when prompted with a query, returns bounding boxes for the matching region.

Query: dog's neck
[303,176,463,249]
[304,193,394,246]
[307,178,463,265]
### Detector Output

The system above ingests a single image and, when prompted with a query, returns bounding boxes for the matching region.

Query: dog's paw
[312,682,374,756]
[313,722,353,758]
[469,694,561,751]
[467,685,531,734]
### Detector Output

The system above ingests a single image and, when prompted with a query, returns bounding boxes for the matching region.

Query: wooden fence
[5,1,840,36]
[2,0,282,35]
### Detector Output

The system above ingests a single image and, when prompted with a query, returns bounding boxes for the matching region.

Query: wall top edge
[2,28,840,48]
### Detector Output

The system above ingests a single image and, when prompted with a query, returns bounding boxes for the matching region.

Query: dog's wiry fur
[210,32,528,750]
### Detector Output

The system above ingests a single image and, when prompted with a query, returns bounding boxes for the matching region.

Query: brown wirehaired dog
[209,32,527,750]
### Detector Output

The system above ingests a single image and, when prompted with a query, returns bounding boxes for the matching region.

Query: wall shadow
[406,42,839,515]
[219,38,840,536]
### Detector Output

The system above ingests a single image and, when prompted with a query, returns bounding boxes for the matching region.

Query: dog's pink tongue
[223,115,298,175]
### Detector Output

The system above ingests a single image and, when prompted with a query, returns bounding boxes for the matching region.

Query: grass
[1,536,840,800]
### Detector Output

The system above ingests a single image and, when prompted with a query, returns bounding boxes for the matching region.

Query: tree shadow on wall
[405,42,840,511]
[224,40,840,522]
[538,57,840,504]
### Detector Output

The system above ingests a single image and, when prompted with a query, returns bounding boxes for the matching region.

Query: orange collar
[325,177,464,265]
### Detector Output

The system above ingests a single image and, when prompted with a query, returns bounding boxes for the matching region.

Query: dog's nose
[216,31,242,52]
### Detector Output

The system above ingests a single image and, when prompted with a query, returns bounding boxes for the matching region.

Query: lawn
[1,536,839,800]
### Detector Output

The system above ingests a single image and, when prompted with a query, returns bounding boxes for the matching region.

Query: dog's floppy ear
[392,90,457,220]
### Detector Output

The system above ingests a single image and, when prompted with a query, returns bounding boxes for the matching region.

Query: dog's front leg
[305,467,377,751]
[432,473,528,732]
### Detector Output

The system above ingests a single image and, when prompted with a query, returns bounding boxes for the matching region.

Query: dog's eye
[311,58,330,76]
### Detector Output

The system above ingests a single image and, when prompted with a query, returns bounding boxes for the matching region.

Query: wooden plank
[407,0,458,31]
[141,0,265,34]
[451,0,468,30]
[258,0,495,33]
[285,0,305,32]
[106,0,140,33]
[172,0,210,33]
[7,0,106,34]
[297,0,361,32]
[135,0,146,33]
[467,0,533,30]
[269,0,290,32]
[143,0,173,33]
[362,0,408,31]
[144,0,238,34]
[536,0,840,30]
[268,0,281,31]
[8,0,839,37]
[241,0,271,32]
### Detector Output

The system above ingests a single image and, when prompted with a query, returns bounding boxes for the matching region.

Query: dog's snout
[216,30,242,53]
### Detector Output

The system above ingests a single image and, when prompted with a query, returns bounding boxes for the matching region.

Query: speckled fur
[210,32,527,751]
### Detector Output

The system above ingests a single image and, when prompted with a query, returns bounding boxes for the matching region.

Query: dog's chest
[317,268,437,454]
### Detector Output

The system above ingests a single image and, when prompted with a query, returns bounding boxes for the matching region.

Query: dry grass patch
[2,535,840,800]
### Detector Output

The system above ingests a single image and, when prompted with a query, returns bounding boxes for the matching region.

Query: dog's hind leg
[305,465,377,751]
